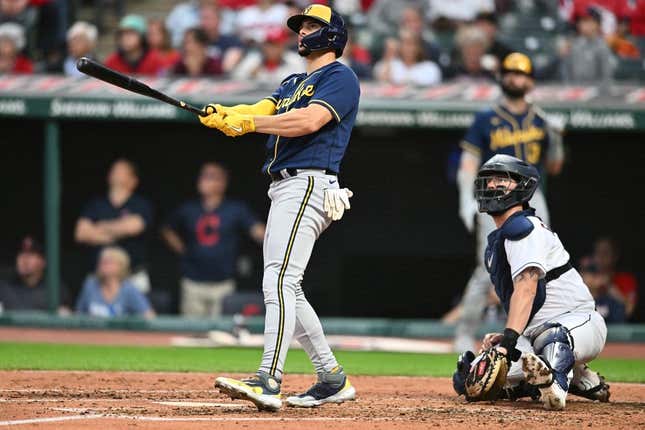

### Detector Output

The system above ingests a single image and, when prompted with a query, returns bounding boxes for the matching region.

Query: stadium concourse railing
[1,75,644,313]
[1,311,645,342]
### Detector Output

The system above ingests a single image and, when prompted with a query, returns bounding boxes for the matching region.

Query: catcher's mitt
[464,347,510,402]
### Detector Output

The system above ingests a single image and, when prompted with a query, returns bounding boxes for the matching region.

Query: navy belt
[544,260,573,283]
[270,168,337,182]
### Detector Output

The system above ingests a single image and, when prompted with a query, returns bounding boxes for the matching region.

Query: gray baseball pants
[258,170,341,380]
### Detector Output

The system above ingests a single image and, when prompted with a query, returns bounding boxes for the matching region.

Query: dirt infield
[0,370,643,430]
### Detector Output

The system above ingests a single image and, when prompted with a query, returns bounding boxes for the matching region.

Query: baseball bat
[76,56,208,116]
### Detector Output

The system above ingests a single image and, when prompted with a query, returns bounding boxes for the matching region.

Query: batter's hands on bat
[323,188,353,221]
[220,112,256,137]
[199,104,226,129]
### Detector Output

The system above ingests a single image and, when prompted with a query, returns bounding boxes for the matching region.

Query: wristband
[499,328,521,362]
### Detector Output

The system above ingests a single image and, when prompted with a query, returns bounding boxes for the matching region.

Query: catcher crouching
[452,155,610,410]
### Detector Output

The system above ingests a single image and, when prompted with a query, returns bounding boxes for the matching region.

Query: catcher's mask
[475,154,539,215]
[287,4,348,58]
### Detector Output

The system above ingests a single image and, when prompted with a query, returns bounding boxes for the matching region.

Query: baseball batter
[453,154,609,410]
[454,53,565,352]
[198,5,358,412]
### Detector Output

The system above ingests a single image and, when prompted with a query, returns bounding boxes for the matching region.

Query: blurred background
[0,0,643,340]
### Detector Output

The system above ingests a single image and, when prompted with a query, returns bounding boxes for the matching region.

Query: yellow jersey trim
[460,140,481,155]
[310,99,341,122]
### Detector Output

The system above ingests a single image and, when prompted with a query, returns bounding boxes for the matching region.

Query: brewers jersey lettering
[262,61,360,174]
[461,105,551,171]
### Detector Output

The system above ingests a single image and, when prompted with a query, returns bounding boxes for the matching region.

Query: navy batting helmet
[287,4,348,58]
[475,155,540,214]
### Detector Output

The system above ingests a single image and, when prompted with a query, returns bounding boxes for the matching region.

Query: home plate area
[0,371,643,429]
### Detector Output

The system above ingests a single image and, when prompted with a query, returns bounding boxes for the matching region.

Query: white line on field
[0,414,376,426]
[153,401,249,408]
[0,415,103,426]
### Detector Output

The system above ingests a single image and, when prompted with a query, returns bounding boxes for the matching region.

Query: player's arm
[96,215,145,239]
[253,104,333,137]
[161,226,186,254]
[74,218,114,245]
[457,150,481,232]
[506,267,540,334]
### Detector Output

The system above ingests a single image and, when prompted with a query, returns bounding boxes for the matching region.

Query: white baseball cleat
[569,363,610,402]
[286,376,356,408]
[522,352,567,411]
[215,374,282,412]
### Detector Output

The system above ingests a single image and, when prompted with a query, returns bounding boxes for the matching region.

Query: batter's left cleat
[215,372,282,412]
[286,367,356,408]
[522,353,567,411]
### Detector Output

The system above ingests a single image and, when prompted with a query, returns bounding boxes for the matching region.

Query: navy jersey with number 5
[460,104,552,172]
[262,61,360,175]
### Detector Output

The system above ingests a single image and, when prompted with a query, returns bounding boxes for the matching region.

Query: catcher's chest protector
[485,209,546,322]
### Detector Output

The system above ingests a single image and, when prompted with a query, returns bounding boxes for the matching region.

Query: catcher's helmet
[475,154,540,214]
[287,4,348,57]
[501,52,534,78]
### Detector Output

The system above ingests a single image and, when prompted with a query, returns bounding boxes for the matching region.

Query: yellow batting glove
[199,104,226,129]
[221,113,255,137]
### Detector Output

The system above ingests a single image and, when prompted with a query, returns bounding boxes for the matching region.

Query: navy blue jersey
[80,194,153,269]
[461,104,551,171]
[261,61,360,175]
[165,199,260,282]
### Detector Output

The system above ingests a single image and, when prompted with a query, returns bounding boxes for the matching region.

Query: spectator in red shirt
[104,14,164,76]
[0,22,32,74]
[147,18,180,70]
[171,27,222,77]
[592,237,638,318]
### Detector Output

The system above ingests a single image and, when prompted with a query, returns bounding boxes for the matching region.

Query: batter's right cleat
[215,372,282,412]
[569,364,611,402]
[522,353,567,411]
[286,366,356,408]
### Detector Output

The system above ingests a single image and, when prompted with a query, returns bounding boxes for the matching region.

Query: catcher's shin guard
[531,323,575,391]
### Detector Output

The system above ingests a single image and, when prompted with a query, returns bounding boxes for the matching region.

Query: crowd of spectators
[1,0,644,85]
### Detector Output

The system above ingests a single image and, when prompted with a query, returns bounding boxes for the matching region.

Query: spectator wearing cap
[74,159,154,294]
[559,7,615,91]
[0,236,70,314]
[0,22,31,73]
[147,18,180,70]
[474,12,513,71]
[235,0,288,45]
[373,29,442,86]
[171,27,223,77]
[591,237,639,318]
[232,28,304,86]
[580,260,626,323]
[104,14,164,76]
[161,162,265,318]
[63,21,98,77]
[199,3,244,73]
[76,246,155,319]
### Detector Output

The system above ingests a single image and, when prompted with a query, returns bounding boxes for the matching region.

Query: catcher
[452,155,610,410]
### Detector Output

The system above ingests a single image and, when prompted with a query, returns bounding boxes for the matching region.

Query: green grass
[0,342,643,383]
